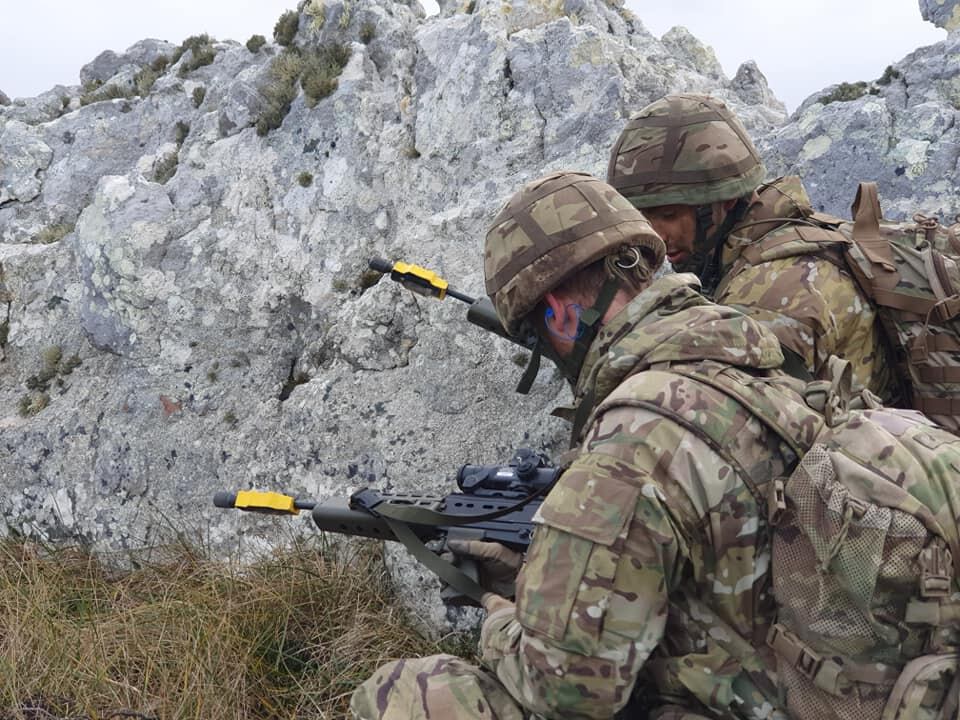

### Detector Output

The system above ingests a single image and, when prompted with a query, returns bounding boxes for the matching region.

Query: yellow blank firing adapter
[369,257,475,304]
[235,490,300,514]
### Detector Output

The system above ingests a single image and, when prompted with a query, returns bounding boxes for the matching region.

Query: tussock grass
[274,10,301,47]
[79,84,136,107]
[256,42,351,136]
[0,537,447,719]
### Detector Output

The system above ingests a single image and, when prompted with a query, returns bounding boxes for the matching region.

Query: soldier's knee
[351,654,525,720]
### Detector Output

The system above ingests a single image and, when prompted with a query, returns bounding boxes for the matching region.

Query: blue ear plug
[544,304,584,341]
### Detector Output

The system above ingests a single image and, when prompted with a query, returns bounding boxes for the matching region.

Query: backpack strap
[850,181,896,272]
[588,363,821,511]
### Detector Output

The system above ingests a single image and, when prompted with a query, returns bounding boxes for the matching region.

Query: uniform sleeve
[478,408,703,719]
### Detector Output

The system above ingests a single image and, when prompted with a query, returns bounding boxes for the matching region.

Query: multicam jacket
[480,273,814,719]
[715,176,899,403]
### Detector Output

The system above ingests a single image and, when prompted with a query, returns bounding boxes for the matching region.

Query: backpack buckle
[795,646,824,680]
[920,545,953,598]
[768,478,787,525]
[909,333,930,363]
[766,623,822,680]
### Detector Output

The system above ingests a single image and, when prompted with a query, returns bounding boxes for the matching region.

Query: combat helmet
[607,94,766,208]
[607,94,765,291]
[484,170,664,391]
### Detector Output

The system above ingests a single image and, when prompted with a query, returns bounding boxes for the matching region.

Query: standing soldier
[607,93,900,403]
[351,170,819,719]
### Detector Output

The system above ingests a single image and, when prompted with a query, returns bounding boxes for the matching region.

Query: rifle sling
[383,516,488,606]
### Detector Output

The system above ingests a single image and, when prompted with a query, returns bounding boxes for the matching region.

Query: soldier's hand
[446,539,523,599]
[481,592,514,615]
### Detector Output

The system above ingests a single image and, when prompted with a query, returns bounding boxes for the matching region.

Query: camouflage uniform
[608,94,899,404]
[715,175,898,402]
[353,273,806,720]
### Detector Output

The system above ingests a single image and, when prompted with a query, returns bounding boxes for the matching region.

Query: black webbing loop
[515,341,542,394]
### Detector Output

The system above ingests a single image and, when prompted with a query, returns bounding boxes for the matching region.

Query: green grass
[274,10,300,47]
[173,35,218,77]
[0,537,452,719]
[153,152,179,184]
[33,223,75,245]
[359,21,376,44]
[256,49,305,136]
[79,83,136,107]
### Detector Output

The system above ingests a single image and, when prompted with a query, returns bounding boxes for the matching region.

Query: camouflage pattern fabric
[715,176,899,404]
[607,94,766,209]
[766,398,960,719]
[352,274,805,719]
[350,654,525,720]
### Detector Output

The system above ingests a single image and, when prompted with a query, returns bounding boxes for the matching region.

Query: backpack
[761,360,960,720]
[723,181,960,434]
[611,357,960,719]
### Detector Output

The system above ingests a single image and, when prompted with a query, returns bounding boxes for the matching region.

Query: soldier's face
[642,205,696,266]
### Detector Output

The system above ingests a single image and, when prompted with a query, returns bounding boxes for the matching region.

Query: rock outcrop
[3,0,956,631]
[760,27,960,220]
[921,0,960,31]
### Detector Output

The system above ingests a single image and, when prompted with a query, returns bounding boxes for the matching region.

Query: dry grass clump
[256,43,351,136]
[0,537,449,719]
[79,83,136,107]
[274,10,301,47]
[172,34,218,77]
[300,43,351,107]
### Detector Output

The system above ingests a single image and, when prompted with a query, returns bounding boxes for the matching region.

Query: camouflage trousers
[350,654,525,720]
[350,654,714,720]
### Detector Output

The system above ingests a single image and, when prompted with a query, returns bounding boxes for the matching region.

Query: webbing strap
[766,623,900,695]
[916,397,960,415]
[917,366,960,383]
[942,667,960,720]
[905,600,960,625]
[384,517,487,606]
[872,288,938,316]
[515,341,542,394]
[851,181,896,271]
[924,334,960,353]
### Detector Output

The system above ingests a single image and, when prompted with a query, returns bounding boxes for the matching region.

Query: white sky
[0,1,946,112]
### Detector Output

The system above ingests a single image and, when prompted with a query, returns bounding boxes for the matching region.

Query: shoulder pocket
[536,454,642,546]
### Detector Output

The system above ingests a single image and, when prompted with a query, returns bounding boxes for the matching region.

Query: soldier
[351,170,818,719]
[607,93,899,404]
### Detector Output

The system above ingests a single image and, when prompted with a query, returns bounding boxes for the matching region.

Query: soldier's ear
[543,292,566,333]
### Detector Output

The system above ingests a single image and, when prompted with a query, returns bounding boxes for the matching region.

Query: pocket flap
[536,454,642,546]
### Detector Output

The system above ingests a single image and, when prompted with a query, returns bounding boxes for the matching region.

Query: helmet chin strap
[693,198,750,296]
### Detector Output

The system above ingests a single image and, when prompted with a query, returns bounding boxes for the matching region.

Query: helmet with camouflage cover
[484,171,665,337]
[607,94,766,209]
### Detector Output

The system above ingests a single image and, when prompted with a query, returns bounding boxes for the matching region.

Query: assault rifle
[368,257,553,392]
[367,257,536,351]
[214,448,560,606]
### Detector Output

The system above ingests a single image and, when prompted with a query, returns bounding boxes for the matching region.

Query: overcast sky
[0,1,946,112]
